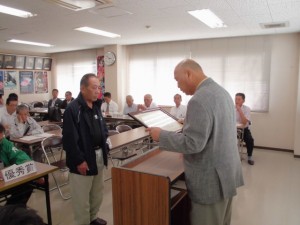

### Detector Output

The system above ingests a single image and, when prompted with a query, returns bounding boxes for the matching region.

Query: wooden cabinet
[112,148,190,225]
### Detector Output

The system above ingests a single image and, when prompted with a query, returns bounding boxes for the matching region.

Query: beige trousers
[190,197,233,225]
[69,150,104,225]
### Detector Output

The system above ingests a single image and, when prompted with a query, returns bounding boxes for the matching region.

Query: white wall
[251,34,299,150]
[293,36,300,156]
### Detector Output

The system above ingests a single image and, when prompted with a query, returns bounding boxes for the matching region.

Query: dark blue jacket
[62,93,108,175]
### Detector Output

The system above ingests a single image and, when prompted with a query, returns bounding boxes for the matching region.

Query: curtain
[126,36,270,112]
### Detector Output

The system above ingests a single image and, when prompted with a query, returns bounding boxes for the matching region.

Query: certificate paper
[129,108,183,132]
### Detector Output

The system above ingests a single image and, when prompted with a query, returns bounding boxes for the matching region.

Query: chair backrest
[116,124,132,133]
[33,101,44,108]
[42,124,62,132]
[108,130,119,136]
[41,136,63,164]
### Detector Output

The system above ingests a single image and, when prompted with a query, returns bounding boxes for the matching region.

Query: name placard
[1,161,37,182]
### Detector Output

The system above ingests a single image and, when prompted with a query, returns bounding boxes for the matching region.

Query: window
[54,50,97,98]
[127,36,270,112]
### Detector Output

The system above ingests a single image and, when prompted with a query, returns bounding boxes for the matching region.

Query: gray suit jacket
[160,78,244,204]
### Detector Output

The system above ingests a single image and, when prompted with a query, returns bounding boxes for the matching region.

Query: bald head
[144,94,153,107]
[174,59,207,95]
[126,95,134,107]
[175,59,203,72]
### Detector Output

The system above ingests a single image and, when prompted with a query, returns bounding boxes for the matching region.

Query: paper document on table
[19,135,42,141]
[19,133,54,141]
[35,133,54,138]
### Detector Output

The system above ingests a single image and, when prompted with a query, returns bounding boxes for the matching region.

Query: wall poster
[0,71,4,94]
[34,71,48,93]
[19,71,34,94]
[4,70,17,90]
[97,55,105,99]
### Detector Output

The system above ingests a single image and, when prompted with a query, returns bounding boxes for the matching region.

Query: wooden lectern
[112,148,190,225]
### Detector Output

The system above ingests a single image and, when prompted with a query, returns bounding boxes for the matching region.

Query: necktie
[106,103,109,113]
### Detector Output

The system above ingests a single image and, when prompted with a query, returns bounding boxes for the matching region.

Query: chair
[116,124,132,133]
[237,128,246,160]
[42,124,62,132]
[41,136,71,200]
[108,130,119,136]
[107,129,137,167]
[33,101,44,108]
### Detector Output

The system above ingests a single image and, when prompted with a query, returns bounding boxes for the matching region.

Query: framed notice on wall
[42,58,52,70]
[4,55,16,69]
[25,56,35,70]
[0,55,3,69]
[15,56,25,69]
[129,108,183,132]
[34,57,43,70]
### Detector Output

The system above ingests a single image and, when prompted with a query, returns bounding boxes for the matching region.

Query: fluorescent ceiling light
[0,4,36,18]
[7,39,53,47]
[188,9,227,28]
[75,27,121,38]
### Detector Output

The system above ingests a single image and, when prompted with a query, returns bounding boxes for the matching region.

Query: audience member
[170,93,187,123]
[0,123,33,207]
[138,94,157,111]
[0,94,3,107]
[63,73,108,225]
[47,89,62,109]
[61,91,74,109]
[147,59,243,225]
[235,93,255,165]
[123,95,138,115]
[8,93,18,101]
[100,92,118,115]
[0,205,44,225]
[0,95,18,137]
[9,104,43,139]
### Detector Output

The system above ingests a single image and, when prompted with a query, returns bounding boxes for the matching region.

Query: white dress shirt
[101,100,119,113]
[170,104,187,119]
[123,103,138,115]
[236,105,251,127]
[0,107,16,127]
[145,102,158,109]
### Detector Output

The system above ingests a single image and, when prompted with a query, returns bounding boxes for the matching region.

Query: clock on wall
[104,51,116,66]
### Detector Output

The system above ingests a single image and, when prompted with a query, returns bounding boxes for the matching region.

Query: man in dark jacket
[61,91,74,109]
[63,73,108,225]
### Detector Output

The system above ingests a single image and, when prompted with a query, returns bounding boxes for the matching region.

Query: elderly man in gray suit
[148,59,244,225]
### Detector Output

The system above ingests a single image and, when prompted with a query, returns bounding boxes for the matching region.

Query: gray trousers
[69,150,105,225]
[190,197,233,225]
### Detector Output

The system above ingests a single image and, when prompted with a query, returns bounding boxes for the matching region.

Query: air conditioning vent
[50,0,112,11]
[260,21,289,29]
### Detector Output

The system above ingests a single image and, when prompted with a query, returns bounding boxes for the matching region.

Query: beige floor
[27,148,300,225]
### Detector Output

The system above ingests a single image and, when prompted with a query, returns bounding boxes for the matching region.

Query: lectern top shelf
[123,148,184,182]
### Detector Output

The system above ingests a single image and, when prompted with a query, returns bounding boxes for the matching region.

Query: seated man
[9,104,44,161]
[0,205,45,225]
[0,95,18,138]
[123,95,138,115]
[48,88,62,109]
[235,93,255,165]
[9,104,43,139]
[170,94,187,124]
[45,89,62,120]
[101,92,119,115]
[138,94,158,111]
[0,123,33,207]
[61,91,74,109]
